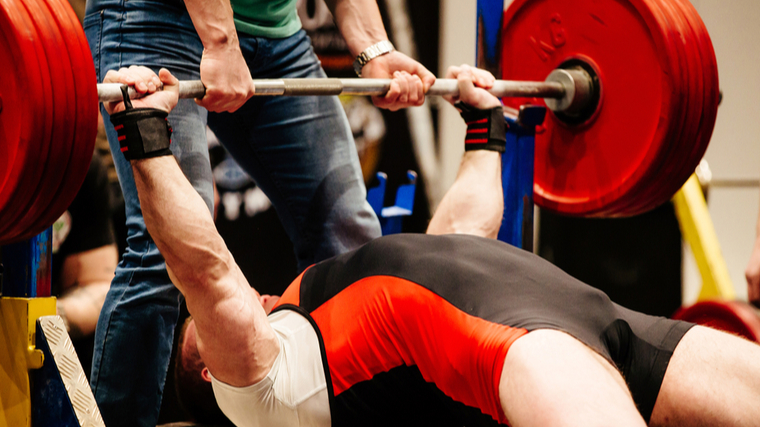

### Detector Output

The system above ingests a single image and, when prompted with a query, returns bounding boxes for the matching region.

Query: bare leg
[650,326,760,427]
[499,330,646,427]
[426,150,503,238]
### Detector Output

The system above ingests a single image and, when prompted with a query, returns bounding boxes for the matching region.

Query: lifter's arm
[426,65,504,239]
[103,67,278,387]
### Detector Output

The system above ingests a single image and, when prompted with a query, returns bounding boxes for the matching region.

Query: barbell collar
[544,68,595,115]
[97,77,575,103]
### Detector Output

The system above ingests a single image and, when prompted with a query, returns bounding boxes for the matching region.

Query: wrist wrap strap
[109,85,173,161]
[456,103,506,153]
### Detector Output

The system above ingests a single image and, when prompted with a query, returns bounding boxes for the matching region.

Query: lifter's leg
[499,330,646,427]
[650,326,760,427]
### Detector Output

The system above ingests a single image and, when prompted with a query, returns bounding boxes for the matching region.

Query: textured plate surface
[39,316,106,427]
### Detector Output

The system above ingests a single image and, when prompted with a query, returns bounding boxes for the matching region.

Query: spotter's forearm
[327,0,389,56]
[184,0,238,49]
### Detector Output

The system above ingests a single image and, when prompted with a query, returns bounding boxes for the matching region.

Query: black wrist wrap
[109,85,173,161]
[456,103,506,153]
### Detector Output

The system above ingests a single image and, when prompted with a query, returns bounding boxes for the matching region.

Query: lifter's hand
[443,64,501,111]
[196,45,255,112]
[103,66,180,115]
[361,51,435,111]
[746,238,760,304]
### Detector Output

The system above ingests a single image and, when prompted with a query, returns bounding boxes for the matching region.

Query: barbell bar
[95,68,595,115]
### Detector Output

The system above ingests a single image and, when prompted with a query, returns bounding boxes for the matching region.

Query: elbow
[166,246,238,292]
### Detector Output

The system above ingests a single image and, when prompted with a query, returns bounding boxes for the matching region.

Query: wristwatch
[353,40,395,77]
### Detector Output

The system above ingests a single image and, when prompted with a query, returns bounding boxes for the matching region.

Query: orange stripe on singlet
[274,271,304,307]
[303,276,527,424]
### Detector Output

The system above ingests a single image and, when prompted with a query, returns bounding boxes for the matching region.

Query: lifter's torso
[273,233,619,426]
[215,234,691,426]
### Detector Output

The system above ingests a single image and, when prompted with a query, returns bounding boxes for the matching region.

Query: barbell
[0,0,718,246]
[95,70,595,117]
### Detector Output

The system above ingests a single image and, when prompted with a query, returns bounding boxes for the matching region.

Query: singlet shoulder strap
[271,304,335,423]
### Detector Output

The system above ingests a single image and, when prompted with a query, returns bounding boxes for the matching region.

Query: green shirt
[231,0,302,38]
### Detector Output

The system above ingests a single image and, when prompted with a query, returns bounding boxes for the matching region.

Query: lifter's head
[175,293,280,424]
[175,317,232,425]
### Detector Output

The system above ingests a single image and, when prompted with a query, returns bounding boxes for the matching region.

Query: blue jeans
[84,0,381,425]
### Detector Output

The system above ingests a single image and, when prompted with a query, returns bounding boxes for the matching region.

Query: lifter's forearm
[131,157,230,289]
[327,0,389,56]
[426,151,503,238]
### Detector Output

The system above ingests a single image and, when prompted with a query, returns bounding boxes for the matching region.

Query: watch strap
[353,40,395,77]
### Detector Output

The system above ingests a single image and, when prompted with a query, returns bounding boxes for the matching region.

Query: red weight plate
[622,0,717,216]
[683,0,720,146]
[501,0,683,216]
[19,0,99,240]
[606,0,701,216]
[2,0,78,241]
[634,0,705,215]
[678,0,719,182]
[673,300,760,342]
[590,0,689,216]
[0,31,22,193]
[637,0,701,214]
[0,0,47,206]
[0,0,54,243]
[7,0,89,241]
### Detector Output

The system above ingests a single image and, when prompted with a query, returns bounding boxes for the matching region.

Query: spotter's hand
[103,66,180,115]
[361,51,436,111]
[747,241,760,305]
[443,64,501,110]
[195,45,256,113]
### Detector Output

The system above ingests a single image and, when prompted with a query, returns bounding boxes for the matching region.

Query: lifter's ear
[201,367,212,383]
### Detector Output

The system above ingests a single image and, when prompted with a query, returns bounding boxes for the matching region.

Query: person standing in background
[52,152,118,375]
[746,211,760,303]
